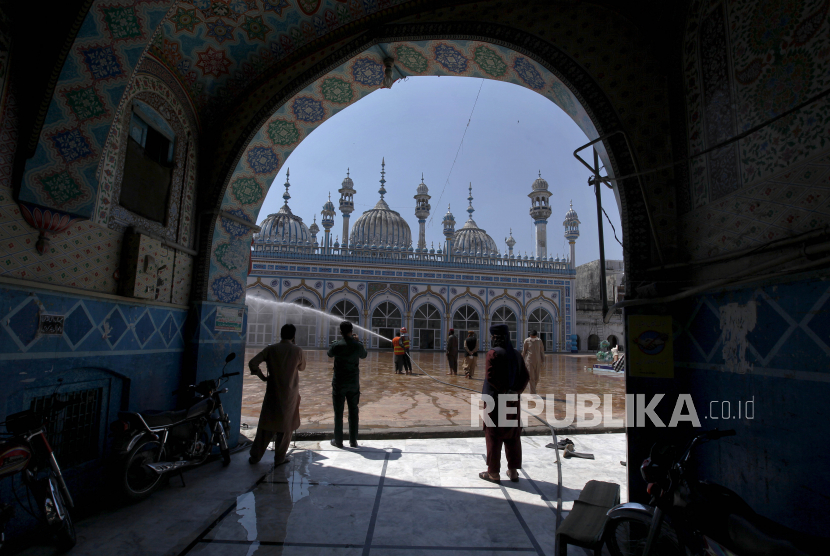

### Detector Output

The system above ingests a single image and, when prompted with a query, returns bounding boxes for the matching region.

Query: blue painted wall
[0,282,247,538]
[627,271,830,534]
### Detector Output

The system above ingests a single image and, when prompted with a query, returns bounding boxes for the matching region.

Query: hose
[404,352,564,547]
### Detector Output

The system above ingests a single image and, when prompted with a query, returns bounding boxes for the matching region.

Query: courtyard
[242,350,625,432]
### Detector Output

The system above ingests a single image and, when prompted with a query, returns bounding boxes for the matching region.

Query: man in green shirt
[327,320,368,447]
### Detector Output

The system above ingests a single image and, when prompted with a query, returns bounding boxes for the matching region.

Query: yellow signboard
[628,315,674,378]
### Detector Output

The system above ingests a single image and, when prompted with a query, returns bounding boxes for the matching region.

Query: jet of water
[247,297,387,342]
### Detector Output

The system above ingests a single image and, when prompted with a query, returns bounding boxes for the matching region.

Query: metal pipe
[645,226,829,272]
[603,240,830,323]
[593,148,609,318]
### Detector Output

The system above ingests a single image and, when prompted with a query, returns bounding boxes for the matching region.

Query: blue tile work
[0,283,189,420]
[650,272,830,532]
[184,301,247,448]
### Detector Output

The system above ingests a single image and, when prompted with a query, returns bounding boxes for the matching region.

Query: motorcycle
[604,429,825,556]
[0,393,77,552]
[110,353,239,501]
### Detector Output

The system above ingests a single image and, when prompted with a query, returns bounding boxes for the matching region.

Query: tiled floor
[16,434,626,556]
[183,434,626,556]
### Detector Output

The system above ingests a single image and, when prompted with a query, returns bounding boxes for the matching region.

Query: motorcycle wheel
[122,438,164,501]
[605,515,681,556]
[218,421,231,467]
[39,474,76,552]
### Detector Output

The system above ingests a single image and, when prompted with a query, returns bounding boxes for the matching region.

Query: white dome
[350,198,412,248]
[254,206,311,246]
[532,171,549,191]
[453,218,499,255]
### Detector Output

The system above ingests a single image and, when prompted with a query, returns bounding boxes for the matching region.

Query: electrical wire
[602,205,627,254]
[428,79,486,227]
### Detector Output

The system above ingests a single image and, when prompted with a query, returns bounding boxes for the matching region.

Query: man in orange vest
[400,327,412,375]
[392,331,405,374]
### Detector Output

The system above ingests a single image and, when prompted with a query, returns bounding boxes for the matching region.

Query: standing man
[462,331,478,379]
[327,321,368,447]
[401,327,412,375]
[522,329,546,395]
[480,324,529,483]
[392,330,405,374]
[248,323,306,465]
[446,328,459,375]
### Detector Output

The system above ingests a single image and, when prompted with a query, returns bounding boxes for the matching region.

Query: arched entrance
[491,306,518,345]
[413,303,441,350]
[588,334,600,351]
[452,305,480,341]
[607,335,619,349]
[527,307,554,352]
[329,300,360,344]
[371,302,402,349]
[282,298,317,348]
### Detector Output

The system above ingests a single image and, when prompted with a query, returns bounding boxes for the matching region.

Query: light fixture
[382,57,395,88]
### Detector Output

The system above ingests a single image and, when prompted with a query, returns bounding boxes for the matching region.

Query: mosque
[245,161,582,352]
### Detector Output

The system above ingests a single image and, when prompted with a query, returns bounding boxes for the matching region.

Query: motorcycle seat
[186,398,214,419]
[137,408,189,427]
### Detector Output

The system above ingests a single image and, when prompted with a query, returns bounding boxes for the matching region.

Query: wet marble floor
[243,350,625,431]
[19,434,624,556]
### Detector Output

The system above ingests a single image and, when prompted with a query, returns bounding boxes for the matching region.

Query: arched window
[328,299,360,343]
[371,302,401,348]
[246,295,274,346]
[452,305,479,341]
[491,306,518,344]
[283,298,317,347]
[588,334,599,351]
[528,307,554,351]
[413,303,441,350]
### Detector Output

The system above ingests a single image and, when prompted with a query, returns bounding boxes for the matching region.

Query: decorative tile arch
[324,282,365,310]
[281,281,322,307]
[410,285,448,312]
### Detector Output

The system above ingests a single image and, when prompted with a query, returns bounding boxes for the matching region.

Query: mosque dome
[253,170,311,246]
[452,183,499,255]
[254,207,311,246]
[349,159,413,249]
[565,201,579,222]
[532,171,549,191]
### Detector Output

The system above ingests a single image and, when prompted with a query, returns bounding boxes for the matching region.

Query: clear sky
[257,76,624,266]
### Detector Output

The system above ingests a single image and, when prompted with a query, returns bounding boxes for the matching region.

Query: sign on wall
[39,314,65,335]
[215,306,244,333]
[628,315,674,378]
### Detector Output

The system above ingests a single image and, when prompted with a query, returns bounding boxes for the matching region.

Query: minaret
[442,204,456,261]
[529,171,553,258]
[505,228,516,257]
[309,216,320,252]
[338,168,355,249]
[414,173,431,250]
[563,200,580,269]
[321,193,335,254]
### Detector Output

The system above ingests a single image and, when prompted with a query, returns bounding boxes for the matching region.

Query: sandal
[479,471,500,483]
[506,469,519,482]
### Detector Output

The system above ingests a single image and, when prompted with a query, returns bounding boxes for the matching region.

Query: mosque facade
[245,162,580,352]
